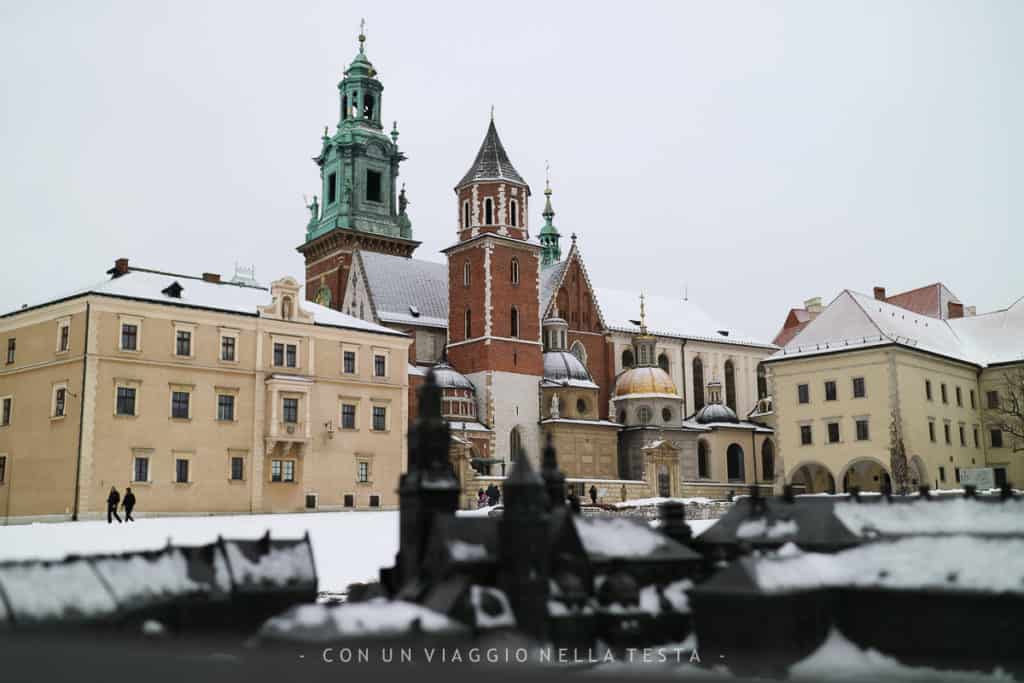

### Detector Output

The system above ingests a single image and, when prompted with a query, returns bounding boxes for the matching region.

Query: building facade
[0,261,410,523]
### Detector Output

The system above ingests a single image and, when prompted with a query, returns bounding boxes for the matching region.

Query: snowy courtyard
[0,511,718,594]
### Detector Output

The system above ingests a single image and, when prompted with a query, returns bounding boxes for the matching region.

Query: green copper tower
[304,25,412,244]
[539,175,561,266]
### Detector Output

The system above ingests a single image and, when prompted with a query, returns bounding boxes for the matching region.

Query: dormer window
[162,282,183,299]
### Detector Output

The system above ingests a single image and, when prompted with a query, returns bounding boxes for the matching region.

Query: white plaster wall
[467,370,542,468]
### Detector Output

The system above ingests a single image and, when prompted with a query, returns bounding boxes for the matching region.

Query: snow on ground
[614,496,717,508]
[0,511,398,594]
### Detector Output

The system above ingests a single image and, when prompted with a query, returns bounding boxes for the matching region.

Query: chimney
[965,305,977,317]
[202,272,221,283]
[873,286,886,301]
[947,302,964,319]
[804,297,823,314]
[113,258,129,276]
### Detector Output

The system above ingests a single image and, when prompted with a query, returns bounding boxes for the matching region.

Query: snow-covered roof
[596,287,774,348]
[573,516,702,562]
[540,259,568,314]
[259,599,466,642]
[3,268,405,337]
[833,497,1024,537]
[457,120,527,187]
[769,290,1024,368]
[358,251,449,329]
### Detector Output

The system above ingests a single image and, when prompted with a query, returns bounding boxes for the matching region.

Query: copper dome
[614,366,678,398]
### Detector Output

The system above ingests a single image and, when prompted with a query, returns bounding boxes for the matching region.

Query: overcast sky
[1,1,1021,340]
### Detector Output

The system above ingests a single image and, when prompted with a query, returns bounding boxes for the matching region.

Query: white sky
[1,1,1021,340]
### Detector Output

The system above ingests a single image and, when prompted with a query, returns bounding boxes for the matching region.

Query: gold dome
[614,366,679,398]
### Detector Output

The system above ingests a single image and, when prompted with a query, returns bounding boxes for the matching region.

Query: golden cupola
[613,294,679,399]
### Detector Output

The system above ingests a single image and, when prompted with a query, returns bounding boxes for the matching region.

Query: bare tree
[986,367,1024,452]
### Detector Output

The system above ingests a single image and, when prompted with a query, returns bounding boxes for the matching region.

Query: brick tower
[444,117,543,469]
[297,25,419,310]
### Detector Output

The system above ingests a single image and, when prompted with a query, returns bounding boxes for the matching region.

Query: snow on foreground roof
[259,599,466,642]
[595,286,774,348]
[752,536,1024,595]
[834,497,1024,537]
[4,269,403,337]
[772,289,1024,367]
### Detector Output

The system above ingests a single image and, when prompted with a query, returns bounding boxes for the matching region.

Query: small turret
[539,168,562,266]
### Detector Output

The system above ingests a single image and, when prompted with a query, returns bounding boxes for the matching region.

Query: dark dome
[694,403,739,424]
[543,351,594,385]
[430,363,475,392]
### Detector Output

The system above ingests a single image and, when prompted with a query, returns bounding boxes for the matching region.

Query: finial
[358,18,366,52]
[640,293,647,333]
[545,160,551,193]
[490,104,494,122]
[391,120,399,143]
[571,232,577,243]
[323,125,328,138]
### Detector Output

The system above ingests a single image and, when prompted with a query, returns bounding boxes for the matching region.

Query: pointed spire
[539,161,561,266]
[457,119,526,187]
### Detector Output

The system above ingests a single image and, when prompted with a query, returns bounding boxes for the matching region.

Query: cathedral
[299,30,778,506]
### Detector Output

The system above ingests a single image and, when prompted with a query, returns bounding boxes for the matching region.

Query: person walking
[477,488,487,508]
[122,487,136,522]
[486,483,499,507]
[589,484,598,506]
[107,486,122,524]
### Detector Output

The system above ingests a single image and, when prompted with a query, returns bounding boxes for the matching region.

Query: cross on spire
[358,18,366,52]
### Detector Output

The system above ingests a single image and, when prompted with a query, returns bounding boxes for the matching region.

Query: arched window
[464,308,472,339]
[692,357,705,410]
[658,353,670,373]
[341,95,348,120]
[662,406,673,423]
[576,398,587,416]
[570,340,587,364]
[725,359,737,411]
[510,199,518,226]
[484,198,494,225]
[363,93,375,120]
[637,406,652,424]
[510,257,520,284]
[622,349,635,369]
[697,440,710,478]
[757,362,768,400]
[463,201,471,229]
[463,260,471,287]
[349,91,359,119]
[510,306,519,338]
[727,444,745,481]
[761,439,775,481]
[510,427,522,458]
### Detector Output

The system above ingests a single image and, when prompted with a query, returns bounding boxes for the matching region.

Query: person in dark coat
[122,487,136,522]
[589,484,598,505]
[107,486,122,524]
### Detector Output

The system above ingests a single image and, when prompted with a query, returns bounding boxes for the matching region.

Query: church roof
[357,251,449,329]
[540,260,569,315]
[457,120,527,188]
[543,351,598,389]
[885,282,961,320]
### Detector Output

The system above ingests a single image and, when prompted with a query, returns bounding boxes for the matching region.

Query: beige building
[0,260,410,523]
[764,287,1024,493]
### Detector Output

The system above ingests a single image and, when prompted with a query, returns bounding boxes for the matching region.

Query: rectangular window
[344,494,354,507]
[0,398,9,426]
[797,384,810,404]
[133,457,149,482]
[343,350,356,374]
[341,404,356,429]
[221,336,236,362]
[217,395,235,421]
[943,423,951,444]
[175,331,192,357]
[800,424,812,445]
[271,459,295,483]
[987,391,999,410]
[939,466,946,483]
[171,391,190,419]
[273,343,284,366]
[928,421,936,442]
[286,344,297,368]
[283,460,295,482]
[974,426,980,448]
[372,406,386,431]
[925,380,933,401]
[116,387,136,416]
[175,459,189,483]
[59,324,70,352]
[855,419,869,441]
[940,383,948,404]
[54,388,66,418]
[955,386,962,407]
[955,467,961,483]
[358,461,369,483]
[852,377,866,398]
[970,390,976,410]
[959,425,966,446]
[6,339,14,364]
[327,172,337,204]
[271,459,282,482]
[366,169,382,202]
[121,324,138,351]
[0,455,5,483]
[824,381,837,401]
[369,494,380,508]
[991,429,1003,448]
[282,398,299,424]
[305,494,317,510]
[231,456,244,481]
[827,422,840,444]
[374,354,386,377]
